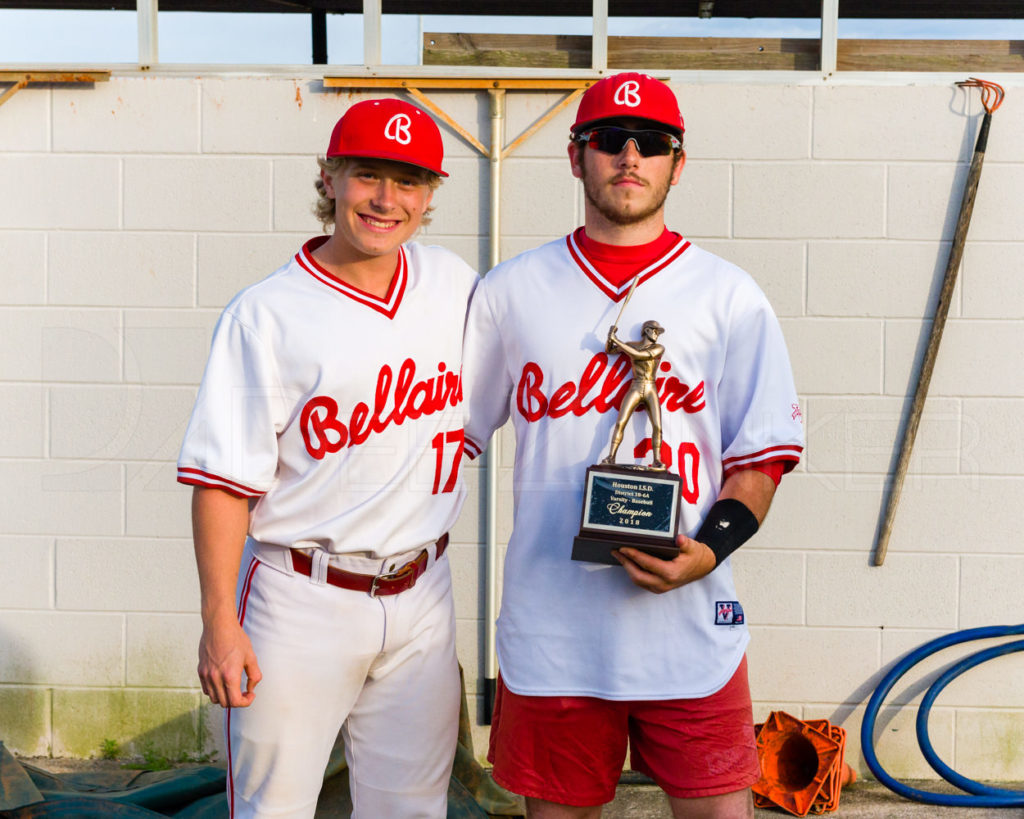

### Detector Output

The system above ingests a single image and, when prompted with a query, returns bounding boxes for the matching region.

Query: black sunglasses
[574,127,682,157]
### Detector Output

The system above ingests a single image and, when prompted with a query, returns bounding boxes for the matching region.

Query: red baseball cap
[571,73,685,137]
[326,98,448,177]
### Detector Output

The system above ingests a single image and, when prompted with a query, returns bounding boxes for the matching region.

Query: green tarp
[1,671,522,818]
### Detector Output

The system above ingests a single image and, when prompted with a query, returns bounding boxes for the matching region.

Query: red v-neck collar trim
[295,236,407,320]
[565,229,691,301]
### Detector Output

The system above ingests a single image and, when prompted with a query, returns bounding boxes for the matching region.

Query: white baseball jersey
[463,233,803,700]
[178,237,478,558]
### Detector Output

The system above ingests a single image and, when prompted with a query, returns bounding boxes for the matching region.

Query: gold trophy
[572,280,683,564]
[602,319,667,470]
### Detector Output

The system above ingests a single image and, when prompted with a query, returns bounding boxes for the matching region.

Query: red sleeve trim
[177,467,265,499]
[739,460,786,486]
[464,436,484,460]
[722,444,803,467]
[720,456,798,483]
[722,442,802,481]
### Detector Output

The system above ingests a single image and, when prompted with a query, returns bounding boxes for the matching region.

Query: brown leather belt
[291,534,448,597]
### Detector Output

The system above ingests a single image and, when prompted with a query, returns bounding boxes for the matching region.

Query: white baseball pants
[226,540,460,818]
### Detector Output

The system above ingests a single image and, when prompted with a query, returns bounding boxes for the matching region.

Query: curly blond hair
[313,156,441,232]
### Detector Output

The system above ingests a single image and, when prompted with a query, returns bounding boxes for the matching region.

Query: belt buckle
[369,559,417,598]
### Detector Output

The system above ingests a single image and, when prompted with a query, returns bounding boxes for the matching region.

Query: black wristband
[696,498,759,567]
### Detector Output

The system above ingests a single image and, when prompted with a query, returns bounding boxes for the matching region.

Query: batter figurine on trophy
[603,320,667,470]
[571,311,683,565]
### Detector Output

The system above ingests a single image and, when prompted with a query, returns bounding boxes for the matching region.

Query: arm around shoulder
[462,279,513,458]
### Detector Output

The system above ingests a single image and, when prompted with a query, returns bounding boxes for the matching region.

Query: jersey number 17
[431,429,465,494]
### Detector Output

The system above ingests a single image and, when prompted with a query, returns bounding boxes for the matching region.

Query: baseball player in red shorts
[462,73,804,818]
[178,99,477,818]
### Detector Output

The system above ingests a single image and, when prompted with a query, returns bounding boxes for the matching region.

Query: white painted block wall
[1,71,1023,782]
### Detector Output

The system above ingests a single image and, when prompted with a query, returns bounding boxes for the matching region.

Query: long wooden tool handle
[873,113,992,566]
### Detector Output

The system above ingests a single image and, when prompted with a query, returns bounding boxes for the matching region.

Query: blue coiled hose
[860,624,1024,807]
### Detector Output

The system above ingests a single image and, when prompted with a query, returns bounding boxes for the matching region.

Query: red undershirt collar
[573,226,684,289]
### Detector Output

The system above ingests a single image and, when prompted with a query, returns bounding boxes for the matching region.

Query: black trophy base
[571,463,683,566]
[572,534,680,565]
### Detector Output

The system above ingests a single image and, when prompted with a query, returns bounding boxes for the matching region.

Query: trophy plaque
[571,464,682,564]
[571,313,682,565]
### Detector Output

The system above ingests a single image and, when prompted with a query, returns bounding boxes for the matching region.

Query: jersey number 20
[634,438,700,504]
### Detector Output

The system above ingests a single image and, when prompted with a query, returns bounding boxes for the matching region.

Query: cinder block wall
[2,72,1023,781]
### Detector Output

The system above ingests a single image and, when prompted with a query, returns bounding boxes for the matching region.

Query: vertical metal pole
[482,87,505,724]
[312,9,327,65]
[137,0,158,68]
[489,91,503,271]
[820,0,839,77]
[417,14,424,66]
[363,0,382,66]
[592,0,608,72]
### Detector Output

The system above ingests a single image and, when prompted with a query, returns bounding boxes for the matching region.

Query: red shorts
[487,657,759,807]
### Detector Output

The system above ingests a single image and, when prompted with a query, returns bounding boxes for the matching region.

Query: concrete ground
[604,780,1024,818]
[314,769,1024,817]
[16,757,1024,817]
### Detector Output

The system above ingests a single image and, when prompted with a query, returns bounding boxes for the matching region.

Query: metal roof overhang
[5,0,1023,16]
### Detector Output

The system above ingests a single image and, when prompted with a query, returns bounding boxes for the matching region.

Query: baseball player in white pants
[178,98,477,818]
[461,74,804,818]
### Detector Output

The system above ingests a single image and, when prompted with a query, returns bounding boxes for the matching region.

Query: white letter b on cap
[384,113,412,144]
[613,80,641,108]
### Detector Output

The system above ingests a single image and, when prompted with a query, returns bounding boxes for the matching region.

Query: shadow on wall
[0,630,50,756]
[828,654,938,736]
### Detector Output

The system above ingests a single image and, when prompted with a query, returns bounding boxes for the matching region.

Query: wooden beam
[501,87,584,159]
[320,77,598,162]
[0,78,30,109]
[424,34,1024,72]
[0,71,111,110]
[324,77,598,89]
[423,34,820,71]
[0,71,112,82]
[405,87,488,156]
[838,39,1024,72]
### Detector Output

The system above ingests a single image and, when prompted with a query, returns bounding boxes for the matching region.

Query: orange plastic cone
[752,711,854,817]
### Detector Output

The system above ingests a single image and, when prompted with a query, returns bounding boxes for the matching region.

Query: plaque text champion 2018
[583,475,677,537]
